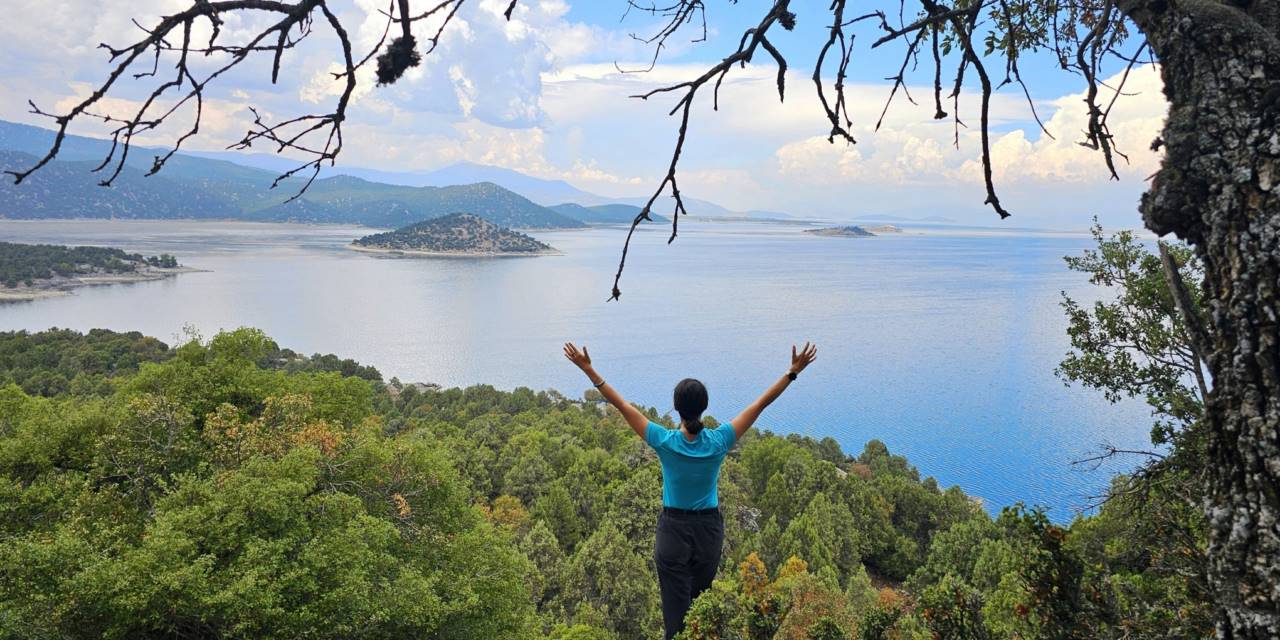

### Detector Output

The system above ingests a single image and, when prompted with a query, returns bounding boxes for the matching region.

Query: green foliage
[1066,475,1213,639]
[1058,222,1206,449]
[903,228,1213,640]
[677,554,920,640]
[1055,225,1212,639]
[559,521,661,640]
[0,318,1209,639]
[908,505,1085,639]
[0,328,974,639]
[0,328,171,396]
[0,328,380,400]
[549,622,620,640]
[0,329,534,639]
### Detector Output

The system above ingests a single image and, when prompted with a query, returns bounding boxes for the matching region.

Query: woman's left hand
[790,342,818,374]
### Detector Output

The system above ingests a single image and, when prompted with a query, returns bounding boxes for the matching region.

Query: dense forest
[0,228,1210,640]
[0,242,179,288]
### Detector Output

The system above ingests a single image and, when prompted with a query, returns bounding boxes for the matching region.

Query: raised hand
[563,342,593,372]
[790,342,818,374]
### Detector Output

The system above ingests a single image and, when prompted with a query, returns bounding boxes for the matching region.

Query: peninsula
[351,213,559,257]
[0,242,193,302]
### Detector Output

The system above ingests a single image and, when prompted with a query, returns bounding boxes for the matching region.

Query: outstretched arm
[731,343,818,440]
[564,342,649,439]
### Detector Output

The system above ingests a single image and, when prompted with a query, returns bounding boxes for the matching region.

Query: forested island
[352,212,559,256]
[805,225,877,237]
[0,242,187,301]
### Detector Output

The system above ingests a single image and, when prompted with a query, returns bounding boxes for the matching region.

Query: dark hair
[673,378,709,434]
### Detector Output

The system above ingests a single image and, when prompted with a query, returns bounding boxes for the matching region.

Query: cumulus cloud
[0,0,1170,226]
[771,65,1166,190]
[292,0,563,129]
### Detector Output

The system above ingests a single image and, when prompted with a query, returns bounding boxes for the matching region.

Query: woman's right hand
[563,342,593,372]
[790,342,818,375]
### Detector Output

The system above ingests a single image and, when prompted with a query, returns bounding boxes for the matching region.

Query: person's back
[564,342,817,640]
[646,421,735,510]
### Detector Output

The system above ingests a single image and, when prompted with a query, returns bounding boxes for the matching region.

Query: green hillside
[252,176,585,229]
[0,326,1210,639]
[0,121,583,229]
[0,150,239,220]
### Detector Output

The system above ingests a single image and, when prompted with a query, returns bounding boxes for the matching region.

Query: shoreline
[349,244,563,258]
[0,266,204,303]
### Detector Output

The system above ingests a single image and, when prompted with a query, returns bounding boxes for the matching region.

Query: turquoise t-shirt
[645,421,736,510]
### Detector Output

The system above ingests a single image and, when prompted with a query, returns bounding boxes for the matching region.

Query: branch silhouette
[7,0,1143,299]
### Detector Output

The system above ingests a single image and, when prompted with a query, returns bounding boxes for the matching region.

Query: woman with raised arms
[563,341,819,640]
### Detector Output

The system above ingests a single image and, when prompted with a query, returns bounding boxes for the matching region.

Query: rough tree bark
[1120,0,1280,636]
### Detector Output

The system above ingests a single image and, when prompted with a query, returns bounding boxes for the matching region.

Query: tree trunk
[1120,1,1280,637]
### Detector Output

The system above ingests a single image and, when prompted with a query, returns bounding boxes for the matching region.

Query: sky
[0,0,1167,228]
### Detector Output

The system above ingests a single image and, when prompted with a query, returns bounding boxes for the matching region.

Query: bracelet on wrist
[593,379,606,388]
[787,370,798,381]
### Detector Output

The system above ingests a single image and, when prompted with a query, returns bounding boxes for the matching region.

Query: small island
[864,224,902,233]
[0,242,193,302]
[351,213,559,257]
[804,225,877,237]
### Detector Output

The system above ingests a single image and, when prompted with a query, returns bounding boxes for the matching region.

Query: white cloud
[770,65,1165,191]
[0,0,1170,227]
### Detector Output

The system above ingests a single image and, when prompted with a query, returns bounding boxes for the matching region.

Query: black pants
[654,507,724,640]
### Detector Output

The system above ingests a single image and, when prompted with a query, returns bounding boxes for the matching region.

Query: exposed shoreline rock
[0,266,203,303]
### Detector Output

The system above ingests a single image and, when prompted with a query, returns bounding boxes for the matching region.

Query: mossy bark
[1120,1,1280,636]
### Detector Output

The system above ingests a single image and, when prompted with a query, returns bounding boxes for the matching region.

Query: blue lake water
[0,218,1154,519]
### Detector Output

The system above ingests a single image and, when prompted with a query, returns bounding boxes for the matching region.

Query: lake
[0,218,1153,518]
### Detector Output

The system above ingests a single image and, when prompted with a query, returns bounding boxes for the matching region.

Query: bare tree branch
[6,0,520,202]
[609,0,796,300]
[6,0,1153,303]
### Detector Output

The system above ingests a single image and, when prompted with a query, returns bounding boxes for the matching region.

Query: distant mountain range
[0,121,588,229]
[0,119,797,227]
[184,149,790,219]
[850,213,957,224]
[549,202,666,224]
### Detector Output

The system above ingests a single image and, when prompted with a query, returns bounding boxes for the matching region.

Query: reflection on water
[0,218,1151,518]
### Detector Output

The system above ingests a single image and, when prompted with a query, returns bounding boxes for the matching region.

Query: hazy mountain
[185,153,609,207]
[612,194,735,217]
[550,202,668,224]
[1,118,790,224]
[0,121,583,229]
[743,209,798,220]
[851,213,959,224]
[247,176,584,229]
[187,148,777,219]
[0,150,239,220]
